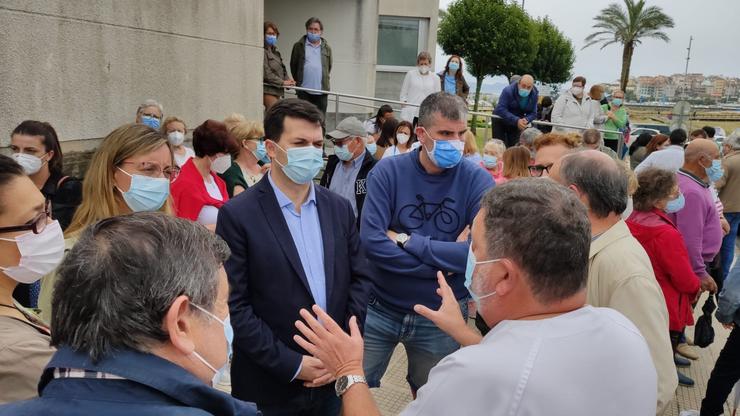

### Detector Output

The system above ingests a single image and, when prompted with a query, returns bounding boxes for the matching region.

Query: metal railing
[265,83,627,155]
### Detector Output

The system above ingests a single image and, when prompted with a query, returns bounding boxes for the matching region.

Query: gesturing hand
[294,305,365,378]
[700,276,718,294]
[414,272,482,347]
[296,355,333,387]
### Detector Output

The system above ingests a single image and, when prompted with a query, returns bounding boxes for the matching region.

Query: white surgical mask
[0,220,65,284]
[397,133,410,145]
[190,303,233,386]
[418,65,430,75]
[571,86,584,97]
[12,153,47,176]
[168,131,185,146]
[210,154,232,174]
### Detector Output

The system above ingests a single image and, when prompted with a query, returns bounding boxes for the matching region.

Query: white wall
[0,0,264,148]
[265,0,378,118]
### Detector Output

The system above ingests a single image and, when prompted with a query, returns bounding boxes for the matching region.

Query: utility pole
[521,0,525,9]
[683,36,693,99]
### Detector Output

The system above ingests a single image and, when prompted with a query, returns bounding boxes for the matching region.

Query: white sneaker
[679,410,699,416]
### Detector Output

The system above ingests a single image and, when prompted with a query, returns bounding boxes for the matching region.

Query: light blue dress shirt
[303,39,323,95]
[328,151,365,217]
[268,173,326,380]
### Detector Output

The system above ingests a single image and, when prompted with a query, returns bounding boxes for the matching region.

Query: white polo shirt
[401,306,657,416]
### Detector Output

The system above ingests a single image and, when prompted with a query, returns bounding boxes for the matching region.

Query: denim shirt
[717,262,740,326]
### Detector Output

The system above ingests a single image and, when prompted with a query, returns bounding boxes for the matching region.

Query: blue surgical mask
[704,159,724,183]
[366,142,377,155]
[272,142,324,184]
[141,115,161,130]
[464,246,500,305]
[665,193,685,214]
[448,62,460,72]
[612,98,623,106]
[116,167,169,212]
[252,141,268,161]
[483,155,498,169]
[422,128,464,169]
[191,303,233,386]
[518,88,531,98]
[265,34,277,46]
[334,142,354,161]
[306,32,321,43]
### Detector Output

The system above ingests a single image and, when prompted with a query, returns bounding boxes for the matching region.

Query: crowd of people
[1,16,740,416]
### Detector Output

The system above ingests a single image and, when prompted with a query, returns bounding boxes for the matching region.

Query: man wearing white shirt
[399,52,441,124]
[635,129,688,174]
[292,179,658,416]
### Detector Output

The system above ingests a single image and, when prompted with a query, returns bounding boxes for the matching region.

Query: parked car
[629,127,660,144]
[635,123,670,134]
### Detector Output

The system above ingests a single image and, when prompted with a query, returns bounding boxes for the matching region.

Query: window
[376,16,429,69]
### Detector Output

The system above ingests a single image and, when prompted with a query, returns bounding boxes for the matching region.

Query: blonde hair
[502,146,531,179]
[229,120,265,145]
[161,116,187,134]
[463,130,478,156]
[66,124,173,237]
[484,139,506,157]
[223,113,247,131]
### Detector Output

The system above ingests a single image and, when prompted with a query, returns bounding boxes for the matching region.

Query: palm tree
[583,0,674,92]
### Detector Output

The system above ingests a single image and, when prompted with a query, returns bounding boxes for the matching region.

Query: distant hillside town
[602,74,739,104]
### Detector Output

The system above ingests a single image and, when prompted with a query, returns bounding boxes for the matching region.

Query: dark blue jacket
[0,346,259,415]
[493,82,539,127]
[215,175,372,406]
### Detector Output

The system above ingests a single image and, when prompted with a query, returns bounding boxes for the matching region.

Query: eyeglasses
[528,163,553,177]
[0,202,51,235]
[119,161,180,180]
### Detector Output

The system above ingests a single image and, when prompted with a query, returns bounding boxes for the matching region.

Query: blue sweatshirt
[360,148,495,312]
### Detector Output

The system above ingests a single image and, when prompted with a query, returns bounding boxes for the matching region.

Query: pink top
[480,161,505,184]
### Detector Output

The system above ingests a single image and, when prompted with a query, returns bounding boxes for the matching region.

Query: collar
[589,220,631,259]
[42,346,257,415]
[305,37,321,48]
[678,168,709,188]
[268,170,316,209]
[345,150,366,169]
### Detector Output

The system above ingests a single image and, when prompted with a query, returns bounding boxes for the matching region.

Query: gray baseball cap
[327,117,366,140]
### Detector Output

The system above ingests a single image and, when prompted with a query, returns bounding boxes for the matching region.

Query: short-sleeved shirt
[401,306,657,416]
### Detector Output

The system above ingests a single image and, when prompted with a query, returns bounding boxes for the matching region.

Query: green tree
[529,17,575,90]
[438,0,538,131]
[583,0,674,92]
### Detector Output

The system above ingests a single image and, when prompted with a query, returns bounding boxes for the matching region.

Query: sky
[436,0,740,88]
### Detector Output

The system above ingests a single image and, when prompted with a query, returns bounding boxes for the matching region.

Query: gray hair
[560,151,628,218]
[519,127,543,147]
[50,212,230,362]
[726,131,740,151]
[581,129,602,145]
[418,92,468,129]
[509,75,522,85]
[417,51,432,64]
[480,179,590,304]
[137,99,163,116]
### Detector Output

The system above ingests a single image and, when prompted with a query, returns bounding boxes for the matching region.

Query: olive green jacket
[290,35,332,92]
[264,45,289,97]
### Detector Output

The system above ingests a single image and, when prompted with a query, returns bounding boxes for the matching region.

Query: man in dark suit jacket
[216,99,371,415]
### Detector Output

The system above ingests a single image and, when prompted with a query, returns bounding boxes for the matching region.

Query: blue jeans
[362,295,468,392]
[720,212,740,281]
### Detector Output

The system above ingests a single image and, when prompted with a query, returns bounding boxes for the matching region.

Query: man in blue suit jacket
[493,74,538,147]
[216,99,372,415]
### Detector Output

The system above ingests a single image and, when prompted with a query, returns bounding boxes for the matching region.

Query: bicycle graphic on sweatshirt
[398,194,460,233]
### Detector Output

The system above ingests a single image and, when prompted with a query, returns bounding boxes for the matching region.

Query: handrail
[266,82,625,139]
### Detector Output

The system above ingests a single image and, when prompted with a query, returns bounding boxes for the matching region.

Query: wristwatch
[395,233,410,248]
[335,374,367,397]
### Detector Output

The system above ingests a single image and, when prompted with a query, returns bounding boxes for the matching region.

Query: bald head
[685,138,720,162]
[555,150,628,218]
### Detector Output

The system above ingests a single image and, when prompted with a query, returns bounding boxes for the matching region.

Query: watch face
[336,376,348,393]
[397,233,408,244]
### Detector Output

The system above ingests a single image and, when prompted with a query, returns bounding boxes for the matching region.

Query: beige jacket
[588,220,677,416]
[717,151,740,213]
[39,237,77,323]
[0,304,54,404]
